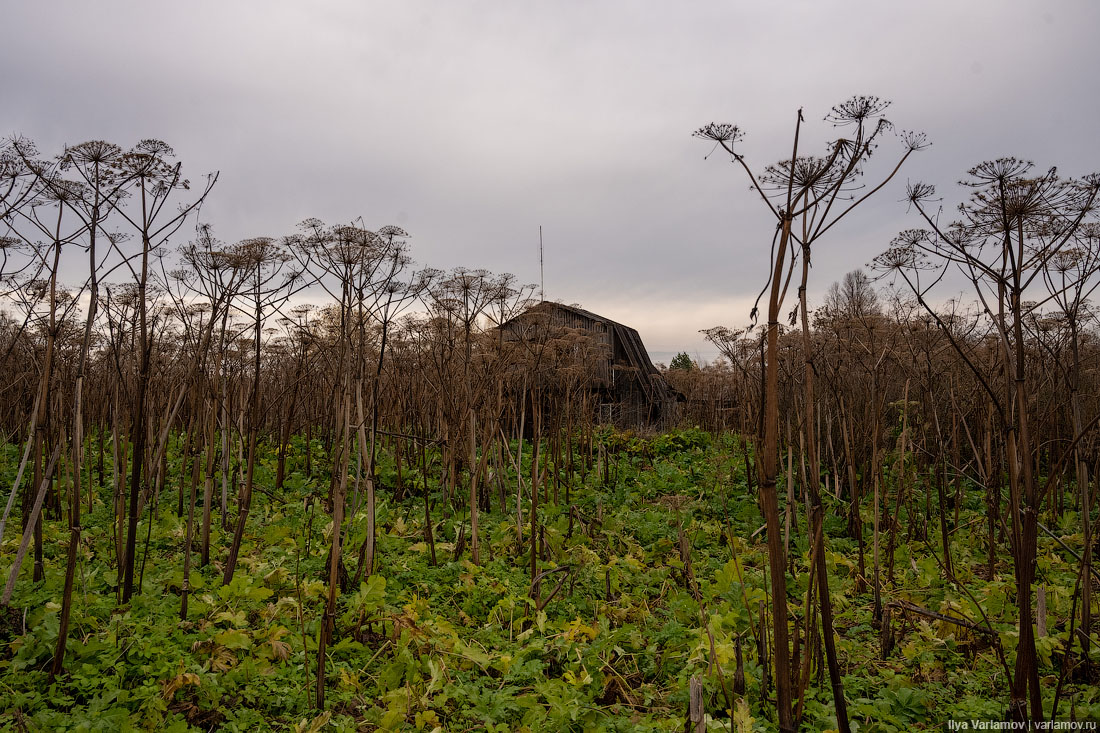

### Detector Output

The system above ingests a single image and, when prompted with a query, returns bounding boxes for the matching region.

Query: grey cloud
[2,0,1098,358]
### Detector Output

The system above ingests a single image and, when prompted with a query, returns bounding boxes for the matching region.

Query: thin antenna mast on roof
[539,225,545,301]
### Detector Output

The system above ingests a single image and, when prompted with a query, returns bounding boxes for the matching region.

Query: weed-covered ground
[1,429,1096,730]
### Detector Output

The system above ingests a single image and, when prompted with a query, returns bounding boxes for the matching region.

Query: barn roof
[502,301,675,406]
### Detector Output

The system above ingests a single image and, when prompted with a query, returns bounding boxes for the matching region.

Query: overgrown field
[1,428,1096,731]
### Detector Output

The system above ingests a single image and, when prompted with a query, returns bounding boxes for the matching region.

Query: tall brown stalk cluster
[0,137,608,705]
[2,108,1098,723]
[691,99,1100,727]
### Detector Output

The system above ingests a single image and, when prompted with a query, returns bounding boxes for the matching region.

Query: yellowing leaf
[161,669,201,700]
[210,647,236,672]
[214,628,252,649]
[263,567,287,586]
[269,639,291,661]
[301,580,326,599]
[733,698,755,733]
[563,617,598,642]
[294,711,331,733]
[562,668,592,686]
[414,710,440,730]
[339,667,361,691]
[214,610,247,627]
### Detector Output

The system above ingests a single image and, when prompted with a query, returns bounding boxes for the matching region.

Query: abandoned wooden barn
[499,301,680,425]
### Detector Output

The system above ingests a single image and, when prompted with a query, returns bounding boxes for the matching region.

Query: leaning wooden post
[688,676,705,733]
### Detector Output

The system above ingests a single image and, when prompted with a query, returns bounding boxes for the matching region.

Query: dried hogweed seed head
[826,95,891,125]
[900,131,930,152]
[692,123,744,145]
[906,182,937,204]
[377,225,409,239]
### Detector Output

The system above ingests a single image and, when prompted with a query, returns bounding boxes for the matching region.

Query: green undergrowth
[0,427,1096,730]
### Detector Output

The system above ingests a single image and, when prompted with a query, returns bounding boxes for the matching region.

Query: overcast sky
[4,1,1098,362]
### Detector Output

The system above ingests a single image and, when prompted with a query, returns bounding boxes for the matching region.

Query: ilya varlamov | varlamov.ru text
[947,722,1097,731]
